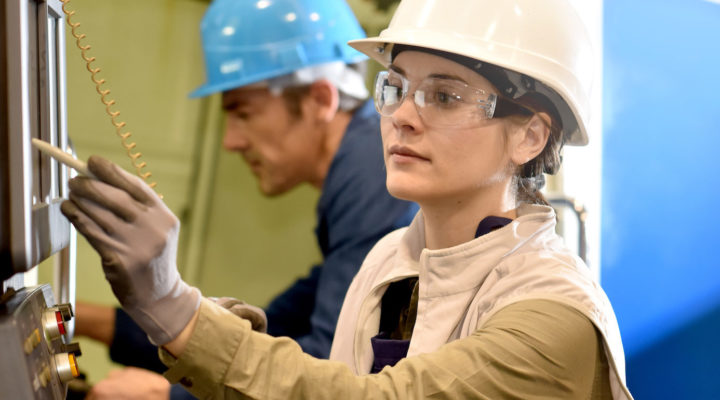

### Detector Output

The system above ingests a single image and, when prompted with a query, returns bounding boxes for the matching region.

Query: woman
[63,0,633,398]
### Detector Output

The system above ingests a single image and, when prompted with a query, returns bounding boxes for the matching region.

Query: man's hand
[61,156,199,345]
[86,367,170,400]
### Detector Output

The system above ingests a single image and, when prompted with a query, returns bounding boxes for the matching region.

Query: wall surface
[602,0,720,397]
[37,0,398,385]
[41,0,209,383]
[35,0,666,391]
[40,0,322,384]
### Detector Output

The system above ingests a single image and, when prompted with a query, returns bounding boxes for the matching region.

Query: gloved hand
[208,297,268,333]
[61,156,200,345]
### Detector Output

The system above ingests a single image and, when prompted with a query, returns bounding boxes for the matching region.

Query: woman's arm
[162,308,199,357]
[160,298,609,399]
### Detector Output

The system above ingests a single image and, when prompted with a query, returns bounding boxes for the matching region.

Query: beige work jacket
[331,204,632,399]
[161,204,633,399]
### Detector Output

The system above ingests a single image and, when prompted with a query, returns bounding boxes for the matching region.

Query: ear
[510,112,551,167]
[306,79,339,123]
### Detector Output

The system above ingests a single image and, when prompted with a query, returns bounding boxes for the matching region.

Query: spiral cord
[60,0,160,194]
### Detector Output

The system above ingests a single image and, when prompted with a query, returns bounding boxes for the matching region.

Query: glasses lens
[374,71,404,116]
[374,70,498,127]
[418,79,475,125]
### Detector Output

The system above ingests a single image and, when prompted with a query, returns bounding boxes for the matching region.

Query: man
[74,0,416,398]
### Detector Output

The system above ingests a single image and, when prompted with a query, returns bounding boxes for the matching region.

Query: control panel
[0,284,81,399]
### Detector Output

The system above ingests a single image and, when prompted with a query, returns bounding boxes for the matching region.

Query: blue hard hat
[190,0,368,98]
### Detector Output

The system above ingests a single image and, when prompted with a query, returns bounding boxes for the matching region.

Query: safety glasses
[374,70,531,128]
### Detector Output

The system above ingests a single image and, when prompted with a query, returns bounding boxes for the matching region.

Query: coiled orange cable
[60,0,160,195]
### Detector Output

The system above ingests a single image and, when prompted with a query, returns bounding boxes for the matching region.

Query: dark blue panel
[602,0,720,358]
[626,303,720,399]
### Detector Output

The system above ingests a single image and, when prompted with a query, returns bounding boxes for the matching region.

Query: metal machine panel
[1,0,71,281]
[1,1,80,398]
[0,285,78,400]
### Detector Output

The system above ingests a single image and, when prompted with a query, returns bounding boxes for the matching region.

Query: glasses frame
[373,70,534,128]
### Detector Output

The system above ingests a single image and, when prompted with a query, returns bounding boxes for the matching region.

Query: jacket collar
[389,204,558,297]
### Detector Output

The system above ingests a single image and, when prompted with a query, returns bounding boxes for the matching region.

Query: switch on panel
[54,352,80,383]
[23,328,43,354]
[42,303,74,341]
[0,285,83,399]
[42,304,83,384]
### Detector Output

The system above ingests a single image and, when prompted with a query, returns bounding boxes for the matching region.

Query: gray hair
[263,61,369,111]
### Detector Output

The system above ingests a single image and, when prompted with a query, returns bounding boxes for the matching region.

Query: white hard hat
[349,0,594,146]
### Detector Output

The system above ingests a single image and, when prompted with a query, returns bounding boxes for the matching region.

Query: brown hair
[504,92,564,207]
[280,85,312,118]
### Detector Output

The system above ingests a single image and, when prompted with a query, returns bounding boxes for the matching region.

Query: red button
[55,311,66,335]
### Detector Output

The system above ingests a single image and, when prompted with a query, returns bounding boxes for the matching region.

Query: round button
[54,353,80,383]
[55,311,66,335]
[68,354,78,377]
[42,310,62,341]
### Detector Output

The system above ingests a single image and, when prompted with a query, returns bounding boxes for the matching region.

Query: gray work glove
[61,156,200,345]
[208,297,268,333]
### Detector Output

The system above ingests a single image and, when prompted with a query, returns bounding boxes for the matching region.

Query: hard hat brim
[349,33,589,147]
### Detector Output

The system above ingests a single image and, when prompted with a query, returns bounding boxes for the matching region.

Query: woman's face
[381,51,516,206]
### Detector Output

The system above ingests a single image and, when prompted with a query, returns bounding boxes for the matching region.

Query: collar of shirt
[475,216,513,238]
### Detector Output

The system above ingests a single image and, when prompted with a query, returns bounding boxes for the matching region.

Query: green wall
[35,0,398,384]
[40,0,211,383]
[37,0,568,386]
